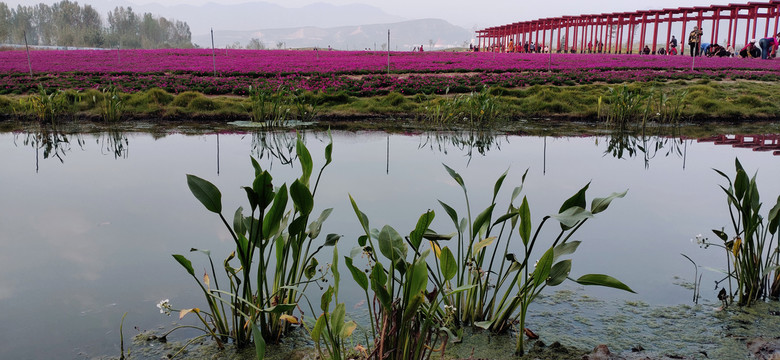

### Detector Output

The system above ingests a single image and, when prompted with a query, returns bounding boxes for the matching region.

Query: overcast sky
[3,0,736,29]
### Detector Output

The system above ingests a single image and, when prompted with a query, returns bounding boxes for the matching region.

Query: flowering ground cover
[1,49,780,96]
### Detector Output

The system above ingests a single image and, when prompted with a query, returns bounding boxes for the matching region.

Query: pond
[1,122,780,359]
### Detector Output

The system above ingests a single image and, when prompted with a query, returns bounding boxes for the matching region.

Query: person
[726,44,735,56]
[670,35,678,52]
[758,33,779,59]
[739,40,760,58]
[688,26,703,57]
[419,44,424,52]
[642,45,651,55]
[669,46,677,55]
[507,39,514,53]
[658,47,666,55]
[587,41,593,53]
[701,42,711,56]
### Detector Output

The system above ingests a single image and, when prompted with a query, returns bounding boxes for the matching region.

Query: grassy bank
[1,79,779,123]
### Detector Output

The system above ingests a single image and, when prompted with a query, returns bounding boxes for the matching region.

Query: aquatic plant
[15,84,71,123]
[421,86,503,125]
[171,132,337,357]
[347,198,465,360]
[707,158,780,306]
[434,165,633,355]
[601,85,648,126]
[248,85,291,126]
[96,85,124,122]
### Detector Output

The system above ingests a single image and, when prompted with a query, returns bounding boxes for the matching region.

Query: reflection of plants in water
[250,130,300,167]
[98,128,129,159]
[419,129,505,164]
[603,127,685,168]
[14,125,84,167]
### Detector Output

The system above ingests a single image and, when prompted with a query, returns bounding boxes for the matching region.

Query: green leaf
[243,186,259,211]
[590,190,628,214]
[410,211,435,251]
[422,230,455,241]
[438,200,459,227]
[311,314,326,342]
[559,182,590,230]
[344,256,369,291]
[493,210,519,227]
[492,169,508,203]
[575,274,635,293]
[768,195,780,235]
[262,184,288,239]
[735,169,748,201]
[447,284,476,296]
[331,303,346,337]
[304,258,318,280]
[533,247,554,288]
[253,171,275,211]
[320,286,334,312]
[553,241,581,261]
[324,233,341,247]
[370,264,391,310]
[252,323,266,360]
[332,246,340,302]
[472,236,496,255]
[349,195,370,236]
[288,216,308,237]
[442,164,466,191]
[263,304,296,314]
[186,174,222,213]
[324,130,334,166]
[547,260,571,286]
[250,156,263,177]
[172,254,195,276]
[408,252,429,297]
[378,225,406,262]
[308,208,333,239]
[440,246,457,281]
[290,179,313,215]
[297,136,313,186]
[472,204,496,240]
[712,229,728,242]
[233,207,246,236]
[552,207,593,229]
[342,320,357,338]
[518,196,531,245]
[402,294,424,324]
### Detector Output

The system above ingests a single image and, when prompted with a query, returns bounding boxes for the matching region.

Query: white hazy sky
[3,0,743,29]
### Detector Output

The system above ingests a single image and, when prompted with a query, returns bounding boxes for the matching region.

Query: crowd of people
[472,26,779,60]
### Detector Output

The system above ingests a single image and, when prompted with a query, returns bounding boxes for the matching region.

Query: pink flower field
[1,49,779,96]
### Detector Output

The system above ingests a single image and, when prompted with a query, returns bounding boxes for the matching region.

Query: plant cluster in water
[159,135,635,359]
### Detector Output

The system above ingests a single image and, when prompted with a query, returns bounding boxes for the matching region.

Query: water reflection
[418,129,506,165]
[249,130,300,168]
[14,124,84,172]
[602,127,687,169]
[98,127,129,159]
[699,134,780,156]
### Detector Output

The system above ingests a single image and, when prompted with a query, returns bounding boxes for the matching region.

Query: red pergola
[476,1,780,54]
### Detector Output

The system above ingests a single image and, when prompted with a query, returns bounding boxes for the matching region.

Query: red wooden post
[652,11,660,52]
[666,10,673,52]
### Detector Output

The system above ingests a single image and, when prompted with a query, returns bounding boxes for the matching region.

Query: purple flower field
[1,49,779,96]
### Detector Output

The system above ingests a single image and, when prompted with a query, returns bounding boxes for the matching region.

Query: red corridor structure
[476,1,780,54]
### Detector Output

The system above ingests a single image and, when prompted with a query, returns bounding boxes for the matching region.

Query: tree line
[0,0,193,49]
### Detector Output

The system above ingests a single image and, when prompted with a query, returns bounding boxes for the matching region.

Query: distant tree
[246,38,265,50]
[380,43,386,51]
[428,39,434,49]
[276,41,284,49]
[0,3,10,43]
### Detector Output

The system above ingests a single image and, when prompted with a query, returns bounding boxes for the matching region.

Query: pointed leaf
[297,136,313,186]
[492,169,508,203]
[474,320,493,329]
[378,225,406,262]
[324,233,341,247]
[442,164,466,190]
[410,211,435,251]
[422,230,455,241]
[311,314,326,342]
[290,179,313,215]
[575,274,635,293]
[250,156,263,177]
[546,260,571,286]
[402,294,424,324]
[519,197,531,245]
[233,207,247,236]
[262,184,288,239]
[253,171,275,211]
[472,204,496,240]
[280,314,298,324]
[591,190,628,214]
[344,256,368,291]
[342,320,357,338]
[186,175,222,213]
[331,303,346,337]
[447,284,476,295]
[252,323,266,360]
[172,254,195,276]
[559,182,590,230]
[552,207,593,229]
[349,195,370,236]
[553,241,581,261]
[324,130,334,166]
[438,200,459,227]
[440,246,457,281]
[768,195,780,235]
[533,247,554,288]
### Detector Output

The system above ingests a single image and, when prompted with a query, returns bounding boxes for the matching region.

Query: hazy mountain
[195,18,474,50]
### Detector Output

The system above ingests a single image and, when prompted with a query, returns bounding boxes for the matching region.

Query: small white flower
[157,299,172,316]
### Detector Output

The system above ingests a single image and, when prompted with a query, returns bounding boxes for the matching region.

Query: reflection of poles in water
[386,134,389,175]
[543,136,547,175]
[251,130,299,169]
[417,129,502,166]
[35,137,38,173]
[216,133,220,175]
[683,138,687,170]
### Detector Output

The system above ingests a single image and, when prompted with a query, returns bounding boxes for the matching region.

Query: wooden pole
[211,28,217,76]
[387,29,390,74]
[24,31,33,77]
